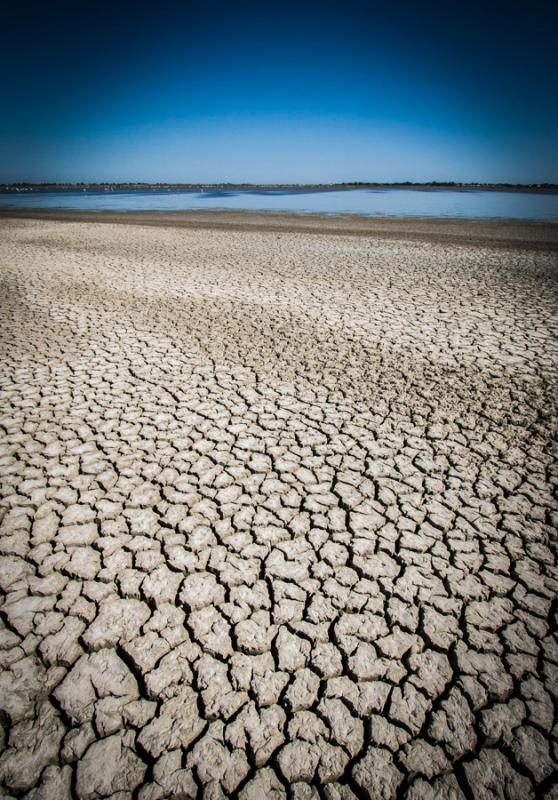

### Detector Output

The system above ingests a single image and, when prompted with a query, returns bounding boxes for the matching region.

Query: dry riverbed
[0,213,557,799]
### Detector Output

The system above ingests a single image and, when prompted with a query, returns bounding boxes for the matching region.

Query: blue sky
[1,0,557,183]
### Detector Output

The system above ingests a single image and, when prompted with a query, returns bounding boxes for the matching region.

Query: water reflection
[1,188,557,220]
[196,191,237,198]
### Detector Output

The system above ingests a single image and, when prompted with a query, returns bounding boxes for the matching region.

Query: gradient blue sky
[1,0,557,183]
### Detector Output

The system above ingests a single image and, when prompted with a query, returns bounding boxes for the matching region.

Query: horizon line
[3,181,558,189]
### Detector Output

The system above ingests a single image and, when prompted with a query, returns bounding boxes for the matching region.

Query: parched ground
[0,215,557,799]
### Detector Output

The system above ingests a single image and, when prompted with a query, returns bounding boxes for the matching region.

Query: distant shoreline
[2,182,558,194]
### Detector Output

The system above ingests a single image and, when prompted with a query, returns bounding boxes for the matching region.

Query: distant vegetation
[2,181,557,192]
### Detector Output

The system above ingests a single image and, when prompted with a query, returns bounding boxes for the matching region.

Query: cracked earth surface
[0,217,557,799]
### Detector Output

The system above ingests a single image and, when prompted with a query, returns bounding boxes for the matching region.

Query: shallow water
[2,187,558,220]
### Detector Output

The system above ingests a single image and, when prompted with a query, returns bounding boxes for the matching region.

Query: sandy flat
[3,207,558,247]
[0,213,557,798]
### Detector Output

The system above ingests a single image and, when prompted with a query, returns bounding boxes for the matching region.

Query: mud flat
[1,212,557,798]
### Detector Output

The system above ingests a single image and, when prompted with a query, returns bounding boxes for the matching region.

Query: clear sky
[1,0,557,183]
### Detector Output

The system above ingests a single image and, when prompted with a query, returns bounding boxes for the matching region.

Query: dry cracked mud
[0,215,557,799]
